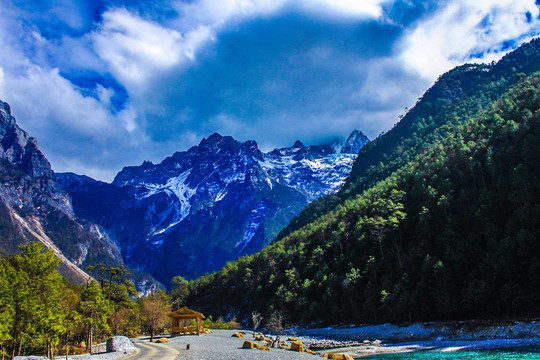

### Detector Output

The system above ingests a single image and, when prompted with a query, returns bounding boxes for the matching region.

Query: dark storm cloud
[143,11,406,145]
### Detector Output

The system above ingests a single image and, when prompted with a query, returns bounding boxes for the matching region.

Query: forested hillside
[276,38,540,242]
[183,42,540,324]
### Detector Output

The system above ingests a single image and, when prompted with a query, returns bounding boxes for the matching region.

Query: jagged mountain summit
[0,100,125,285]
[58,130,369,284]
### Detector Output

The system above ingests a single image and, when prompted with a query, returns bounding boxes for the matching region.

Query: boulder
[291,341,305,353]
[232,333,244,338]
[156,338,170,343]
[323,353,354,360]
[106,336,136,353]
[255,344,270,351]
[242,341,270,351]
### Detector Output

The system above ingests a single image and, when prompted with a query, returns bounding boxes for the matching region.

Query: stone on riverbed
[242,340,270,351]
[106,335,135,353]
[323,353,354,360]
[291,341,305,353]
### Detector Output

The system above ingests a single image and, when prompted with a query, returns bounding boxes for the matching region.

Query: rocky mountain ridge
[59,129,369,284]
[0,100,125,285]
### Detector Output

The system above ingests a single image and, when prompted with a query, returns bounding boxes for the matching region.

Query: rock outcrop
[0,99,124,285]
[106,336,135,353]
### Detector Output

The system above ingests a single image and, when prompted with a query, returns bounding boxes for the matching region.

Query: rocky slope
[58,130,369,284]
[0,100,127,285]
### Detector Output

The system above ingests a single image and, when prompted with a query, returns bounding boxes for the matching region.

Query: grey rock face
[0,98,125,285]
[0,101,55,180]
[106,335,136,353]
[59,130,370,285]
[341,129,370,154]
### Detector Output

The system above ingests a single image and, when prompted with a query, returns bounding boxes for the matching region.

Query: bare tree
[251,311,262,336]
[265,311,285,348]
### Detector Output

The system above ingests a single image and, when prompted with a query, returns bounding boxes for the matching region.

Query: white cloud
[92,8,213,89]
[172,0,286,28]
[4,65,117,135]
[93,0,295,92]
[90,0,393,125]
[0,60,144,175]
[400,0,540,80]
[299,0,388,18]
[173,0,387,29]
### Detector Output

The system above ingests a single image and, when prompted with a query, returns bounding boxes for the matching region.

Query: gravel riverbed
[51,320,540,360]
[166,329,319,360]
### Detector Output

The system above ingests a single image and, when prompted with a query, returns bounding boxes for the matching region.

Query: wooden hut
[168,307,205,335]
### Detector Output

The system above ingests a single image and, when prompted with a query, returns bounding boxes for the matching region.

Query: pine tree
[80,281,111,354]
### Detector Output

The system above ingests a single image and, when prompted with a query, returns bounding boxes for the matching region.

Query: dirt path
[122,338,179,360]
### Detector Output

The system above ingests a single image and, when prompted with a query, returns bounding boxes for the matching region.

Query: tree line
[0,243,170,359]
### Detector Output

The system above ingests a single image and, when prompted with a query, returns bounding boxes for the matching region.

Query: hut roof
[168,307,205,319]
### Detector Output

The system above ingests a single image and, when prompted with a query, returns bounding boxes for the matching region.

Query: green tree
[80,281,111,354]
[3,243,68,358]
[170,276,189,311]
[0,257,14,359]
[59,282,82,359]
[87,264,138,335]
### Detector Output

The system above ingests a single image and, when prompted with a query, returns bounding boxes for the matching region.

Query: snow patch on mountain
[237,201,266,255]
[141,170,196,222]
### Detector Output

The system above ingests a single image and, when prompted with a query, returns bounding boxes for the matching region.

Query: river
[362,347,540,359]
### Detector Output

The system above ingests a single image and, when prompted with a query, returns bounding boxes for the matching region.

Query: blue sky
[0,0,539,181]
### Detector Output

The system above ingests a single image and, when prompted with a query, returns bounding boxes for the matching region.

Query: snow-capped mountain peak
[59,129,370,284]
